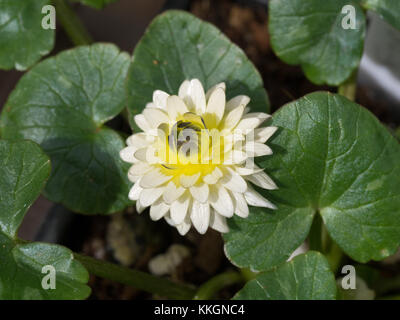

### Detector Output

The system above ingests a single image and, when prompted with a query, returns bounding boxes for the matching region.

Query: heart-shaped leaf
[0,140,90,299]
[268,0,366,86]
[362,0,400,30]
[126,10,269,130]
[70,0,119,9]
[224,92,400,271]
[233,251,336,300]
[1,44,132,214]
[0,0,55,70]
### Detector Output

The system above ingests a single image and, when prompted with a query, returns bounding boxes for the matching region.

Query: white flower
[121,79,277,235]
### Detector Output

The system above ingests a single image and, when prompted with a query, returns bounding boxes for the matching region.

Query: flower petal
[143,108,169,128]
[120,146,138,163]
[134,114,151,132]
[220,105,245,131]
[209,209,229,233]
[203,167,223,184]
[190,200,210,234]
[126,133,154,148]
[205,82,225,100]
[171,193,190,225]
[139,186,165,207]
[231,191,249,218]
[245,142,273,157]
[128,161,152,176]
[153,90,169,109]
[236,113,271,131]
[246,170,278,190]
[226,95,250,112]
[140,168,171,188]
[252,126,278,143]
[244,186,276,209]
[180,172,201,188]
[179,79,206,114]
[190,182,209,203]
[220,168,248,192]
[176,217,192,236]
[128,179,143,201]
[209,185,234,217]
[166,95,189,120]
[150,198,170,221]
[136,200,146,214]
[206,87,225,125]
[163,181,186,204]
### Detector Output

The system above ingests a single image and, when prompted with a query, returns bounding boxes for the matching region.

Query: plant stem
[309,213,343,273]
[338,70,358,101]
[194,271,245,300]
[74,253,196,299]
[52,0,93,46]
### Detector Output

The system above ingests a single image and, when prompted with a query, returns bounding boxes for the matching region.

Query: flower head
[121,79,277,235]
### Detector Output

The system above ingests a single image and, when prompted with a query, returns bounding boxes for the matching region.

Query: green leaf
[70,0,119,9]
[224,92,400,271]
[268,0,366,86]
[362,0,400,30]
[126,10,269,130]
[233,252,336,300]
[1,44,133,214]
[0,140,90,299]
[0,0,55,70]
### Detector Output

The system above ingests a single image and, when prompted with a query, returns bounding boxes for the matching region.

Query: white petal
[206,88,225,125]
[163,181,186,204]
[134,147,157,162]
[220,167,248,193]
[209,210,229,233]
[166,95,189,120]
[209,185,234,218]
[253,126,278,143]
[128,179,143,201]
[231,191,249,218]
[203,167,223,184]
[143,108,169,128]
[120,146,137,163]
[246,170,278,190]
[205,82,225,100]
[140,168,171,188]
[126,133,154,148]
[190,183,209,203]
[150,199,169,221]
[164,213,175,226]
[226,95,250,112]
[171,193,190,224]
[180,172,200,188]
[153,90,169,109]
[134,114,151,132]
[223,149,247,165]
[190,200,210,234]
[139,186,164,207]
[245,142,273,157]
[220,105,245,131]
[128,162,152,176]
[244,187,276,209]
[136,200,146,214]
[180,79,206,114]
[235,165,264,176]
[176,217,192,236]
[236,113,271,131]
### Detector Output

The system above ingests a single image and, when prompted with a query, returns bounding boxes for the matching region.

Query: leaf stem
[309,213,343,273]
[338,70,358,101]
[194,271,245,300]
[74,253,196,299]
[52,0,94,46]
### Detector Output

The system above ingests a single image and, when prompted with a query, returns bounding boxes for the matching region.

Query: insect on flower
[120,79,278,235]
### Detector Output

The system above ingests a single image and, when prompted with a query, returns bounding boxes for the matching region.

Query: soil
[77,0,400,299]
